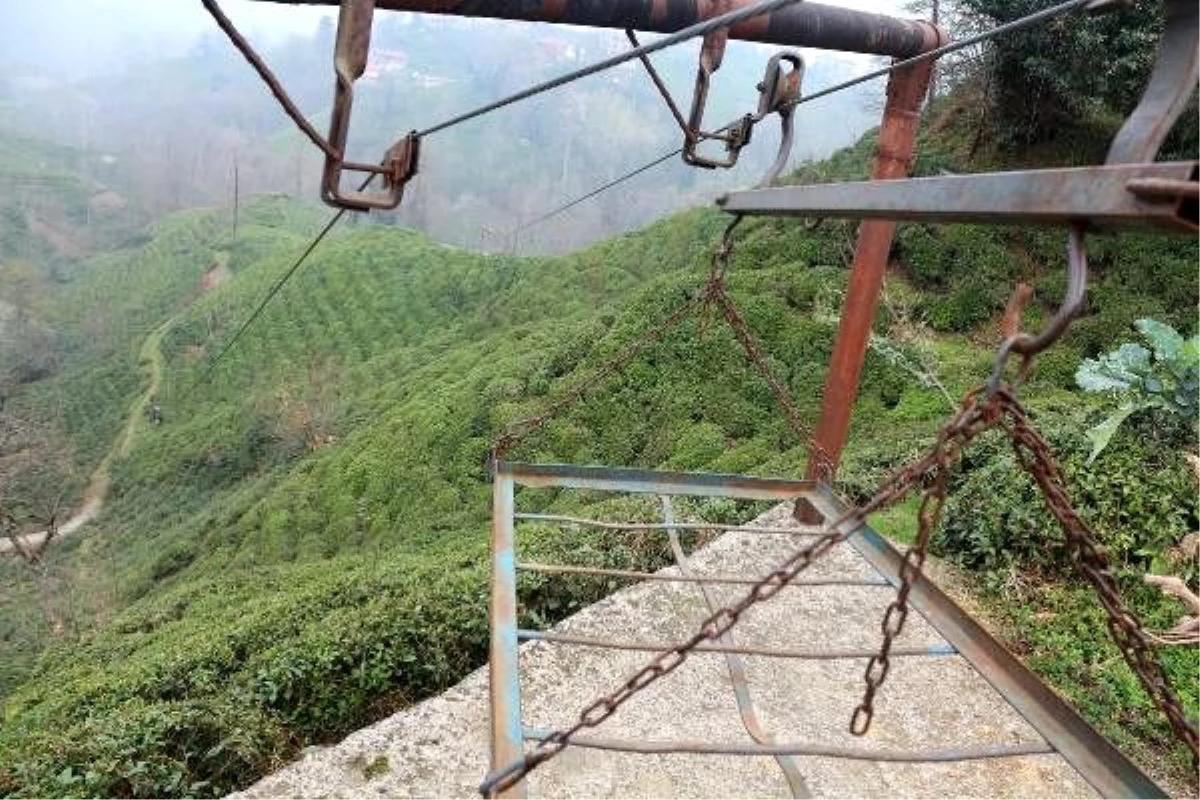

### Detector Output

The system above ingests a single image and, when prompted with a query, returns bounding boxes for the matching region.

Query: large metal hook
[988,224,1088,393]
[754,52,803,188]
[683,25,755,169]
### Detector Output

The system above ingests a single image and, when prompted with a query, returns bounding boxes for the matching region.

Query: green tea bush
[935,420,1197,573]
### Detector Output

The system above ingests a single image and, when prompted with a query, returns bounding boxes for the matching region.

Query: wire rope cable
[414,0,804,138]
[509,0,1100,236]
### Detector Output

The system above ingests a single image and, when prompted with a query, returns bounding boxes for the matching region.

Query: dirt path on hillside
[1,316,172,556]
[235,502,1096,800]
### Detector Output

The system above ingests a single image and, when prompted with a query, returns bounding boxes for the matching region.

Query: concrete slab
[233,502,1095,799]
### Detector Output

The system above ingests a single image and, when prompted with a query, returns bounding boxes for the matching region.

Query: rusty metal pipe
[252,0,942,58]
[797,54,939,520]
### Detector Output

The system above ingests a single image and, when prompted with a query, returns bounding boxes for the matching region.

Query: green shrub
[936,420,1197,573]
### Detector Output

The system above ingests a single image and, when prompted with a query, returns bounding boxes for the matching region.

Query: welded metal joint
[322,0,421,211]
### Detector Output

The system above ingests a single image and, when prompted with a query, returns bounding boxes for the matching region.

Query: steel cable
[510,0,1099,236]
[200,0,340,160]
[414,0,804,138]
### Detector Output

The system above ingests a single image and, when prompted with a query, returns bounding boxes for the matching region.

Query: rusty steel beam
[718,162,1200,234]
[1105,0,1198,165]
[796,55,937,521]
[254,0,942,58]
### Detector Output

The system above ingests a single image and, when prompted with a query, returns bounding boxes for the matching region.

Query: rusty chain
[481,382,1198,795]
[492,218,823,466]
[850,429,951,734]
[489,291,705,465]
[1000,394,1200,758]
[480,386,1008,797]
[703,216,833,478]
[850,386,1199,753]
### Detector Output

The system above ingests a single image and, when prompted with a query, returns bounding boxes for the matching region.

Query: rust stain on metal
[798,55,936,516]
[538,0,566,20]
[649,0,668,25]
[349,0,942,57]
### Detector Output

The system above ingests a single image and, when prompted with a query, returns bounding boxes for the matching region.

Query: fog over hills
[0,0,894,252]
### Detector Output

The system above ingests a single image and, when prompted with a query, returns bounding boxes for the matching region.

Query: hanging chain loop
[483,383,1198,796]
[492,215,822,465]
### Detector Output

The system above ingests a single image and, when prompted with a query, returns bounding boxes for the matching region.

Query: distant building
[363,49,410,81]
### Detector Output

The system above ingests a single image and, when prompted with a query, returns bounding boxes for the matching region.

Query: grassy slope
[0,123,1196,797]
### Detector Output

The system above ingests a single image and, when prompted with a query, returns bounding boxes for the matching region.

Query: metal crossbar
[488,461,1166,799]
[518,562,889,587]
[517,629,957,660]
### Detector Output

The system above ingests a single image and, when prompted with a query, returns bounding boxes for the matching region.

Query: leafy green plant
[936,423,1197,574]
[1075,319,1199,462]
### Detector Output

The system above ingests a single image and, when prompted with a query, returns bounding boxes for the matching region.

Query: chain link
[494,217,824,466]
[850,387,1003,733]
[479,386,1006,797]
[704,217,832,470]
[482,383,1197,796]
[998,391,1200,758]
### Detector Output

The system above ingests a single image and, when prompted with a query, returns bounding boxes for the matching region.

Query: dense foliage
[1075,319,1199,461]
[1,63,1197,796]
[955,0,1197,156]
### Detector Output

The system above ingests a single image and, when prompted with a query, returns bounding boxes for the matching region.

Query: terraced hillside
[0,121,1196,798]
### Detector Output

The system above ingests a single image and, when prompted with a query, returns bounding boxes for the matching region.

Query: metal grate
[487,462,1165,799]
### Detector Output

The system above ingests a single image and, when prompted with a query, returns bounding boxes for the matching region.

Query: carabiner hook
[988,224,1089,393]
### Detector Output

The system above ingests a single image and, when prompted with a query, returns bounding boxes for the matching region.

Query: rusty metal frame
[323,0,420,210]
[257,0,944,212]
[716,0,1197,507]
[260,0,943,58]
[718,161,1200,233]
[790,56,938,514]
[489,461,1166,799]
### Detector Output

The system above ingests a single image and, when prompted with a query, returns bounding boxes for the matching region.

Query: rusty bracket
[684,15,755,169]
[322,0,420,211]
[719,0,1198,229]
[1105,0,1198,165]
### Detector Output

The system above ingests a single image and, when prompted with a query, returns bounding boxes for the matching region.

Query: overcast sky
[2,0,912,79]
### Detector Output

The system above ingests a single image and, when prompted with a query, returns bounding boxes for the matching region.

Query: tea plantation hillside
[0,123,1196,797]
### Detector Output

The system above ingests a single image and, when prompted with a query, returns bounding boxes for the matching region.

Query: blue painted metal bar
[500,461,816,501]
[488,474,525,799]
[521,727,1056,761]
[515,631,957,659]
[515,512,823,536]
